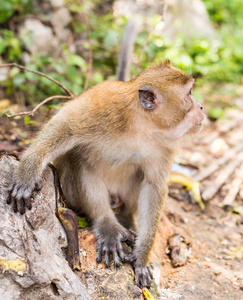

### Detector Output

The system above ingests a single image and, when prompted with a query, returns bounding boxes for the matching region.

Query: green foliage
[202,0,243,27]
[134,18,243,85]
[0,30,21,60]
[77,216,89,228]
[0,0,125,105]
[0,0,242,121]
[129,0,243,121]
[24,116,36,125]
[0,0,34,23]
[207,107,225,120]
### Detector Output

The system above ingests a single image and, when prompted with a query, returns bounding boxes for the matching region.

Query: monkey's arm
[8,114,77,213]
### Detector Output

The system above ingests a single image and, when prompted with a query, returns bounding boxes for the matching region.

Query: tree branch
[0,63,74,97]
[6,95,72,118]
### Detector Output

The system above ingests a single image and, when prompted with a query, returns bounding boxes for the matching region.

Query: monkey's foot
[95,224,134,268]
[125,253,153,288]
[8,178,42,214]
[134,264,153,288]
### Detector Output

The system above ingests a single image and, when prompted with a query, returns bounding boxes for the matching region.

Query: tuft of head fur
[133,60,193,87]
[149,59,172,69]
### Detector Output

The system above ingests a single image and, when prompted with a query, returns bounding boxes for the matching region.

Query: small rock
[51,7,72,41]
[20,18,60,56]
[50,0,65,9]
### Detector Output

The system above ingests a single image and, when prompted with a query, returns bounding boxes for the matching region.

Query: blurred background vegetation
[0,0,243,120]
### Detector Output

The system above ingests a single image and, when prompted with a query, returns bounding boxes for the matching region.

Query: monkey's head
[135,60,206,140]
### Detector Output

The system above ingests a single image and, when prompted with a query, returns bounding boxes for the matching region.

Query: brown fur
[9,61,206,287]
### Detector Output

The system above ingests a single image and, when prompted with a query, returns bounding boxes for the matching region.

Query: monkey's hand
[7,163,42,214]
[95,221,134,268]
[125,253,153,288]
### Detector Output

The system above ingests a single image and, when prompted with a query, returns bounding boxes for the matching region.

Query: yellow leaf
[142,288,155,300]
[170,172,205,210]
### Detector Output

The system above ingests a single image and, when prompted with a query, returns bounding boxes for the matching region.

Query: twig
[223,162,243,207]
[195,141,243,182]
[6,95,72,118]
[0,63,74,97]
[202,152,243,201]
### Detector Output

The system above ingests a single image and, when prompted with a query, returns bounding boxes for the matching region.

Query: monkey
[8,60,206,288]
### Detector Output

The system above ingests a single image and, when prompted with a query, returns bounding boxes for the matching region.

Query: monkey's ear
[138,88,157,110]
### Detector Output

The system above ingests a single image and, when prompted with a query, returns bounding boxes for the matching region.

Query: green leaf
[208,107,225,120]
[0,1,14,23]
[67,54,86,68]
[24,116,36,125]
[77,216,89,228]
[54,61,67,74]
[94,72,104,83]
[47,104,61,110]
[0,37,7,54]
[67,66,78,81]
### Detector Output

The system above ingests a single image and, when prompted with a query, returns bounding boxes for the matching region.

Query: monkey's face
[138,81,206,140]
[164,93,206,139]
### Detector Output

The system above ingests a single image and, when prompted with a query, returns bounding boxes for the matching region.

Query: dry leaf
[170,172,205,209]
[142,288,155,300]
[57,207,81,270]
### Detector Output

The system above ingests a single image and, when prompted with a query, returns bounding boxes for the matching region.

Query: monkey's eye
[189,89,193,96]
[184,97,193,113]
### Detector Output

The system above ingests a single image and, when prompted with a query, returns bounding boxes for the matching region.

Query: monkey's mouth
[195,122,202,126]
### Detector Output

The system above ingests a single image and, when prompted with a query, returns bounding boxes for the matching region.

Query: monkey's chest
[99,162,139,205]
[107,151,143,165]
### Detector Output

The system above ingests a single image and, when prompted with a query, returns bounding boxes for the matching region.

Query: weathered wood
[223,162,243,206]
[195,141,243,182]
[202,152,243,201]
[0,155,90,300]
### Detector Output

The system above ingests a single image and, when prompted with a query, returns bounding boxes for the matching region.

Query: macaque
[8,60,206,287]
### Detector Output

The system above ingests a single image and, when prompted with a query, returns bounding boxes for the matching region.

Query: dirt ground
[0,106,243,299]
[76,196,243,299]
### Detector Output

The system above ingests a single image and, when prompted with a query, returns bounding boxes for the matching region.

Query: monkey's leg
[80,168,134,267]
[116,212,136,232]
[114,170,142,231]
[127,180,167,288]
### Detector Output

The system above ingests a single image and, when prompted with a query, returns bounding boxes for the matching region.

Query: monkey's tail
[117,18,141,82]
